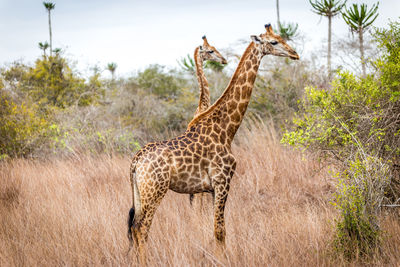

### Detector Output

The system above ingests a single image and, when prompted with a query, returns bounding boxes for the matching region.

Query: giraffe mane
[187,42,256,129]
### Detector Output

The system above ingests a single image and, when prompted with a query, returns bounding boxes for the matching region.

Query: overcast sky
[0,0,399,77]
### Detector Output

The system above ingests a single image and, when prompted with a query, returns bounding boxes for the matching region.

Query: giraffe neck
[194,46,210,115]
[188,42,263,146]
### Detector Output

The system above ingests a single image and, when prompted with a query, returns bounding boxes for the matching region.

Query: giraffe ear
[251,35,262,44]
[199,45,203,51]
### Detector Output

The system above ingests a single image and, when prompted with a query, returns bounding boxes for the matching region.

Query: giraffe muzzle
[289,51,299,60]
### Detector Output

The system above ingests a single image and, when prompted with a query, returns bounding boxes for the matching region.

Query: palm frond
[43,2,55,11]
[107,62,117,72]
[178,54,196,73]
[38,41,49,50]
[278,22,299,41]
[309,0,346,17]
[342,2,379,33]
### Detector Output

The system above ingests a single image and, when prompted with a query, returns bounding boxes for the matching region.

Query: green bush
[136,64,182,100]
[282,20,400,184]
[0,89,50,158]
[282,20,400,258]
[333,154,388,259]
[2,55,105,110]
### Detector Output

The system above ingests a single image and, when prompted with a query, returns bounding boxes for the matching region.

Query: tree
[43,2,55,57]
[178,54,196,74]
[275,0,298,41]
[282,21,400,258]
[276,0,281,31]
[53,48,62,56]
[178,54,225,74]
[278,22,299,41]
[309,0,347,79]
[38,41,49,57]
[107,62,117,80]
[136,64,180,99]
[342,2,379,76]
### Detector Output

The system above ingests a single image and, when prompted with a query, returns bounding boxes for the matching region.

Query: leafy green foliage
[38,41,49,57]
[373,21,400,94]
[278,22,299,41]
[178,54,226,74]
[136,64,182,100]
[333,175,380,259]
[342,3,379,33]
[282,21,400,161]
[43,1,55,11]
[332,153,388,259]
[309,0,347,78]
[0,53,107,158]
[2,55,104,109]
[178,54,196,73]
[283,20,400,259]
[0,89,50,158]
[107,62,117,79]
[309,0,346,17]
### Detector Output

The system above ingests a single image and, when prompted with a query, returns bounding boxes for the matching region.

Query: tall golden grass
[1,123,399,266]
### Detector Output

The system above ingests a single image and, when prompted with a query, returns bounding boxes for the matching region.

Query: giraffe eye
[208,50,214,54]
[270,41,278,45]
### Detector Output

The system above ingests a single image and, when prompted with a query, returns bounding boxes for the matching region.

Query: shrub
[333,153,388,259]
[282,20,400,258]
[0,89,50,158]
[136,64,182,100]
[2,55,105,110]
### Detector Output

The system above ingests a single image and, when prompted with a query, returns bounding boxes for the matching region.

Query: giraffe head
[199,36,228,65]
[251,24,299,60]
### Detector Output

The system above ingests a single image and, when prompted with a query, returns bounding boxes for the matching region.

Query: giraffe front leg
[213,180,229,248]
[212,159,236,254]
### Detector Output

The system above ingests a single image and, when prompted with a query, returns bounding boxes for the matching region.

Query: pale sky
[0,0,399,77]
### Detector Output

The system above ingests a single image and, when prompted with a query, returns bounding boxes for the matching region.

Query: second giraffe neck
[194,47,210,115]
[188,42,263,146]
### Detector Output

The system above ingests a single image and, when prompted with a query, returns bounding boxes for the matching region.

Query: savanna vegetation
[0,1,399,266]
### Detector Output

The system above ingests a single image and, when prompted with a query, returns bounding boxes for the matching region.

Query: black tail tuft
[127,207,135,242]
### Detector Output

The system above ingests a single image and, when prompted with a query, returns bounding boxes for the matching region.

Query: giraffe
[190,35,227,206]
[194,35,227,116]
[127,24,299,262]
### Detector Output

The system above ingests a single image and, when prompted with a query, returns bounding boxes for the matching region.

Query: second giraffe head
[251,24,299,60]
[199,36,228,65]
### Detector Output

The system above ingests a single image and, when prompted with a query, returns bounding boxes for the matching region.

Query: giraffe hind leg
[132,171,170,264]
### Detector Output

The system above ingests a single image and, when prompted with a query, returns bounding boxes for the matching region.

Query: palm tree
[178,54,225,74]
[275,0,298,41]
[309,0,346,79]
[278,22,299,41]
[38,41,49,57]
[342,2,379,76]
[178,54,196,74]
[53,48,62,56]
[43,2,55,57]
[107,63,118,80]
[276,0,281,31]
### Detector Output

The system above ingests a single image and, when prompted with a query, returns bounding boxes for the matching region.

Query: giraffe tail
[127,154,142,248]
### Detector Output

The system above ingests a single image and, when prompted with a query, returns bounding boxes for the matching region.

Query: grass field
[1,124,399,266]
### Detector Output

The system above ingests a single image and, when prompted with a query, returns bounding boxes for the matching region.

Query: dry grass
[1,123,399,266]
